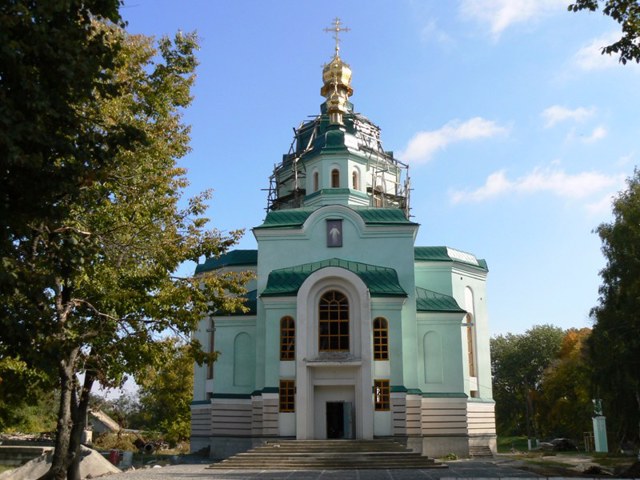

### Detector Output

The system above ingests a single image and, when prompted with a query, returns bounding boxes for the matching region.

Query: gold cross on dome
[323,17,350,56]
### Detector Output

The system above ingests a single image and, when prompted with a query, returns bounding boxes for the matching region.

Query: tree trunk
[66,372,95,480]
[38,350,79,480]
[636,386,640,443]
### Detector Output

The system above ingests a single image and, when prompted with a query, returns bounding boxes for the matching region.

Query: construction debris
[0,445,121,480]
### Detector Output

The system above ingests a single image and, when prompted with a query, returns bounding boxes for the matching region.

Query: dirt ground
[496,452,640,477]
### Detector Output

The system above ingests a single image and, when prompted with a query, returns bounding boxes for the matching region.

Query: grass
[0,465,14,474]
[497,436,529,453]
[496,436,638,477]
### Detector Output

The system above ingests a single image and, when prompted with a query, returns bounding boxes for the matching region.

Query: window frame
[279,379,295,412]
[373,317,389,360]
[280,316,295,361]
[374,379,390,411]
[318,290,349,352]
[352,170,359,190]
[331,168,340,188]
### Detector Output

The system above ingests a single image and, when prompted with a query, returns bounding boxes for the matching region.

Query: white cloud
[459,0,568,39]
[421,20,454,46]
[451,167,624,204]
[583,125,607,143]
[573,32,621,70]
[586,193,615,216]
[541,105,595,128]
[399,117,509,164]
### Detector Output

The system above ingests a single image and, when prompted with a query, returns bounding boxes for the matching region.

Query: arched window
[233,332,254,386]
[464,287,477,378]
[423,331,443,383]
[331,168,340,188]
[373,317,388,360]
[280,316,295,361]
[319,290,349,351]
[313,171,319,192]
[352,170,359,190]
[207,319,215,379]
[466,314,476,377]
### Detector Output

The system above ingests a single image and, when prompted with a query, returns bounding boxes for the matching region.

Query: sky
[121,0,639,337]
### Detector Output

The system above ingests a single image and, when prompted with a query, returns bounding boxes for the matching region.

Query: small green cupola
[265,19,411,217]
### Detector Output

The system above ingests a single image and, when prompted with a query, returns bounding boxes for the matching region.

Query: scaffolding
[265,112,411,218]
[352,113,411,218]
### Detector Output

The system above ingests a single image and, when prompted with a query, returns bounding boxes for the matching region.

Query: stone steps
[469,445,494,458]
[208,439,447,470]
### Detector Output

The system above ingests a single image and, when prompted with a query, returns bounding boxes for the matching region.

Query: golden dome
[320,19,353,125]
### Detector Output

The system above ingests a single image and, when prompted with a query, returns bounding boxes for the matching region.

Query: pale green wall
[261,299,297,389]
[211,317,256,395]
[416,312,466,394]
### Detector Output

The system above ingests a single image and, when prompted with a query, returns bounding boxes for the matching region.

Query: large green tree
[491,325,564,440]
[569,0,640,64]
[590,169,640,446]
[136,338,194,445]
[0,20,250,480]
[537,328,593,440]
[0,0,128,261]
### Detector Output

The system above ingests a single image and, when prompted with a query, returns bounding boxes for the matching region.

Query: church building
[191,20,496,459]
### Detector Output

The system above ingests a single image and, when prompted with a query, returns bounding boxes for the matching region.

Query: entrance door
[326,402,344,439]
[326,401,356,439]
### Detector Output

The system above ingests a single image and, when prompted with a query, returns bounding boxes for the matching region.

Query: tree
[590,168,640,446]
[0,0,128,264]
[537,328,593,440]
[136,338,194,445]
[0,21,251,480]
[569,0,640,64]
[90,392,142,431]
[0,357,57,433]
[491,325,564,441]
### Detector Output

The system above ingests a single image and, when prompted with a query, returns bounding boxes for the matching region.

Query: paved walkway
[108,459,546,479]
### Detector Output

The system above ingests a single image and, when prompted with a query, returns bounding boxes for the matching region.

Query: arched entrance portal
[295,267,374,440]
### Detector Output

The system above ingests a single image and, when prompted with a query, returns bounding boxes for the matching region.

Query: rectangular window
[374,380,390,411]
[280,316,295,361]
[373,317,388,360]
[279,380,295,412]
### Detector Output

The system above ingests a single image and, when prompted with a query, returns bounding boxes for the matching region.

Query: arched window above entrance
[318,290,349,351]
[373,317,388,360]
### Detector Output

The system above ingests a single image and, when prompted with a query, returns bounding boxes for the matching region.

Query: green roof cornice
[255,207,415,230]
[415,246,488,271]
[195,249,257,274]
[262,258,407,298]
[255,209,316,229]
[356,208,417,225]
[416,287,466,313]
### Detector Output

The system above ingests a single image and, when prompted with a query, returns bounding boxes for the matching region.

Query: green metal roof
[414,246,488,271]
[256,209,316,229]
[213,289,257,316]
[415,287,466,313]
[255,207,415,230]
[195,249,257,274]
[355,208,417,225]
[262,258,407,298]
